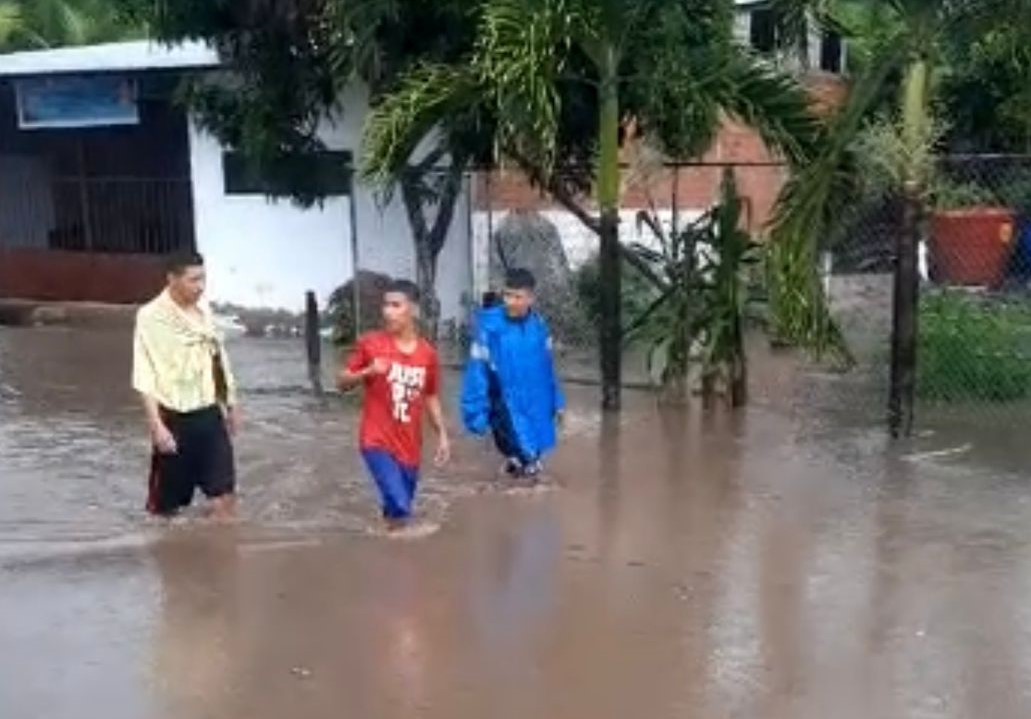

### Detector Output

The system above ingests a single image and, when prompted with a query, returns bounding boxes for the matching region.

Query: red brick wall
[473,144,787,233]
[473,72,848,235]
[0,250,165,303]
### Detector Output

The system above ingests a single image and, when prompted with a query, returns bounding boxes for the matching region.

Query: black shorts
[147,405,236,516]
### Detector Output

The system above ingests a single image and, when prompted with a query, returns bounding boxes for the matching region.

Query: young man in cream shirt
[133,252,240,520]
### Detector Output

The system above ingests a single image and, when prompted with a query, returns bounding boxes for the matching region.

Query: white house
[0,40,473,320]
[0,16,845,317]
[734,0,847,74]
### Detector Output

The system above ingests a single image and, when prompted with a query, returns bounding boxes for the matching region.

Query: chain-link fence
[333,154,1031,432]
[826,154,1031,432]
[466,161,790,389]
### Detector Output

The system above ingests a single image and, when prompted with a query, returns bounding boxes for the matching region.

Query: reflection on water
[150,532,241,717]
[6,326,1031,718]
[0,328,559,553]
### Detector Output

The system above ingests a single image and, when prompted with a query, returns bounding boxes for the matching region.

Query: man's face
[382,291,415,332]
[168,265,206,306]
[503,287,534,319]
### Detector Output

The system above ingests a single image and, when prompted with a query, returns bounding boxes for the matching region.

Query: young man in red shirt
[338,280,450,531]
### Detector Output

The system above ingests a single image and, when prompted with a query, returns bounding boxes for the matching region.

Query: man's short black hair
[504,268,537,291]
[165,250,205,276]
[385,278,421,304]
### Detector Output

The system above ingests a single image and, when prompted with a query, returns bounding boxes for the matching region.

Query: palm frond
[722,53,823,168]
[476,0,584,174]
[766,31,913,363]
[624,0,735,159]
[0,1,23,48]
[360,62,481,186]
[2,0,140,49]
[56,0,91,46]
[943,0,1031,44]
[324,0,401,91]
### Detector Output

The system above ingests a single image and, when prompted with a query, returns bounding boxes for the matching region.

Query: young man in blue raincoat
[462,269,566,480]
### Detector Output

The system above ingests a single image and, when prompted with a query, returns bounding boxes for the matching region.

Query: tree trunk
[399,159,465,342]
[889,58,929,438]
[597,48,622,411]
[415,245,440,340]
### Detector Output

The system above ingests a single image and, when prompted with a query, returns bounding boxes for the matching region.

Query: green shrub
[325,271,393,345]
[997,173,1031,217]
[930,180,999,211]
[919,291,1031,402]
[573,255,656,334]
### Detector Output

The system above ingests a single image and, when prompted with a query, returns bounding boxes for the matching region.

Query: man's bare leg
[209,494,237,522]
[384,516,409,533]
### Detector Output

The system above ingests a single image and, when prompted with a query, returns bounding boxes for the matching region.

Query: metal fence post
[305,290,323,395]
[889,184,921,437]
[348,167,361,339]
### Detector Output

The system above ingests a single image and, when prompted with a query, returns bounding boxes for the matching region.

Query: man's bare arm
[426,394,451,465]
[139,393,177,454]
[338,365,370,391]
[140,392,162,428]
[133,321,176,454]
[338,357,389,391]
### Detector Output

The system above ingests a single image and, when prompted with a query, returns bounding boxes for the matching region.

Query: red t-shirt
[346,331,440,467]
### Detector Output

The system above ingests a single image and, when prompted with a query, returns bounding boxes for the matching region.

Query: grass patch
[919,290,1031,402]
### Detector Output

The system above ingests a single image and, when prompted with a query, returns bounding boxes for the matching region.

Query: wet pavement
[3,326,1031,718]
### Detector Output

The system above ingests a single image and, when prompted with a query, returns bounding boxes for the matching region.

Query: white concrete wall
[471,208,705,297]
[188,81,472,319]
[189,121,353,312]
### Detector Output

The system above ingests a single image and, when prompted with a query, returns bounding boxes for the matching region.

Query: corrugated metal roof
[0,40,218,77]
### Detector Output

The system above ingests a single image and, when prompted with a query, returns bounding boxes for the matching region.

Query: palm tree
[133,0,486,341]
[0,3,23,49]
[0,0,140,52]
[363,0,822,410]
[766,0,1028,434]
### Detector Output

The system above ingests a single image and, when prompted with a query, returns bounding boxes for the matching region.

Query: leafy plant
[1,0,140,50]
[624,208,706,403]
[133,0,485,343]
[919,290,1031,402]
[853,113,946,200]
[698,170,762,406]
[324,271,393,345]
[625,169,761,406]
[361,0,822,409]
[997,174,1031,217]
[574,255,655,339]
[768,0,1025,376]
[942,22,1031,152]
[930,179,998,211]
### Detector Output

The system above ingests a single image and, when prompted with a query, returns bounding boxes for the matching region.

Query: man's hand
[225,406,242,437]
[150,421,178,455]
[434,433,452,467]
[339,357,390,392]
[366,357,390,377]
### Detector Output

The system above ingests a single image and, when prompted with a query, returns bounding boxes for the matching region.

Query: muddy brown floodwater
[3,326,1031,718]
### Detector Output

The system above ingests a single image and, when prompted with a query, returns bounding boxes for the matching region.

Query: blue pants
[361,449,420,519]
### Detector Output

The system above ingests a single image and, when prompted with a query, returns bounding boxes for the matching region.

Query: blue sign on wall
[15,75,139,129]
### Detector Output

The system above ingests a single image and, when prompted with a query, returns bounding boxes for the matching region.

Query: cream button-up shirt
[132,290,238,413]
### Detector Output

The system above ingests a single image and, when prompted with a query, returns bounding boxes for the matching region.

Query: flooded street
[4,326,1031,718]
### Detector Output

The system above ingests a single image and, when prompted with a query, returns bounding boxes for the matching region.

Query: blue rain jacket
[461,306,566,458]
